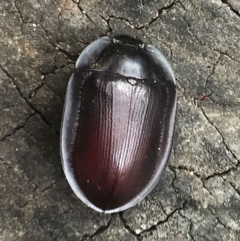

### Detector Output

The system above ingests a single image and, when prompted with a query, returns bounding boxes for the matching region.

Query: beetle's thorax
[93,45,150,79]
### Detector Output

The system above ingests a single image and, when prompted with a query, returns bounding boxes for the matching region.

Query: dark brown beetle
[61,35,177,213]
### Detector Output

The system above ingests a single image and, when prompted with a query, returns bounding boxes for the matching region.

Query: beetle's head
[113,35,145,48]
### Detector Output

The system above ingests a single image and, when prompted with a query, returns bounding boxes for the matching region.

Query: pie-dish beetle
[61,35,177,213]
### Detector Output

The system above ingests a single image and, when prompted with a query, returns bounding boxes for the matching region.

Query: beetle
[60,35,177,213]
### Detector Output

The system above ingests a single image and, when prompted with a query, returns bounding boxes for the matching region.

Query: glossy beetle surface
[61,35,177,213]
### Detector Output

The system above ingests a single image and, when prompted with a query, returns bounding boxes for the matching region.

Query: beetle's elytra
[61,35,177,213]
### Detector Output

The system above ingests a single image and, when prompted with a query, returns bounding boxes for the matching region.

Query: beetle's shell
[61,36,177,213]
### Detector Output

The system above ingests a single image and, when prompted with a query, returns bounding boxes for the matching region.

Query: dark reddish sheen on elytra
[61,35,177,213]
